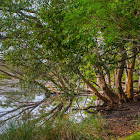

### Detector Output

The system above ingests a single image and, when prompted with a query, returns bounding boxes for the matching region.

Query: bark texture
[115,49,127,102]
[138,55,140,90]
[127,48,137,99]
[96,69,119,104]
[78,72,109,103]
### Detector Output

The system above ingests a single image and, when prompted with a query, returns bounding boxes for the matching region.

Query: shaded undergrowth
[0,112,140,140]
[0,114,107,140]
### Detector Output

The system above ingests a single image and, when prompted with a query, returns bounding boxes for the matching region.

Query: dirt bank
[103,101,140,138]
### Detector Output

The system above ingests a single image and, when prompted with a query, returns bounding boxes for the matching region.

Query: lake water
[0,79,98,127]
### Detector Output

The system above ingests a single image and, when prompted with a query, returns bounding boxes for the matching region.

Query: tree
[62,0,140,103]
[0,0,140,122]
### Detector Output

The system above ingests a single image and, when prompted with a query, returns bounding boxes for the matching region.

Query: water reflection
[0,79,98,126]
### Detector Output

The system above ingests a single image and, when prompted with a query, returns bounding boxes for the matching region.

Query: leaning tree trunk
[96,68,119,104]
[115,49,127,103]
[78,72,109,103]
[127,48,137,100]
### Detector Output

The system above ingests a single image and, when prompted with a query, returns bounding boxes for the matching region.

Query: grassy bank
[122,131,140,140]
[0,113,140,140]
[0,114,107,140]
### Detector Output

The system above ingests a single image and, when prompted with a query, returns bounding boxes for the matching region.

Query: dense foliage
[0,0,140,118]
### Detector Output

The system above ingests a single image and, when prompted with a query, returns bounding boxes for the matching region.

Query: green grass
[0,121,35,140]
[123,131,140,140]
[0,114,107,140]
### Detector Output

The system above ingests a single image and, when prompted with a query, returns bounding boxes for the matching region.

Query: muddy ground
[103,101,140,138]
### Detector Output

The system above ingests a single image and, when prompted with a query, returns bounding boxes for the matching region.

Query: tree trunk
[96,69,119,104]
[115,49,127,103]
[127,68,134,99]
[124,61,128,94]
[138,77,140,91]
[138,55,140,90]
[105,70,111,88]
[78,72,109,103]
[127,48,136,99]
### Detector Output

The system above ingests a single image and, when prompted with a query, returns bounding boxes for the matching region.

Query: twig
[0,106,33,125]
[0,103,36,118]
[60,97,73,117]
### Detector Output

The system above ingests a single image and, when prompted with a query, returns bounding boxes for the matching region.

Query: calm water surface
[0,79,98,126]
